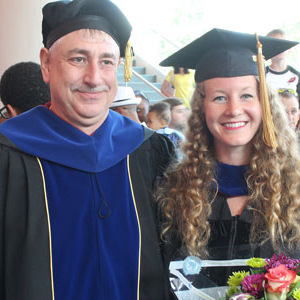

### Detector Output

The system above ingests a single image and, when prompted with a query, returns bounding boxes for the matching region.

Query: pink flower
[265,264,296,293]
[265,253,300,271]
[241,273,265,298]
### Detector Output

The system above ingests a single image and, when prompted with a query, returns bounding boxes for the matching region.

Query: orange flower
[265,264,296,293]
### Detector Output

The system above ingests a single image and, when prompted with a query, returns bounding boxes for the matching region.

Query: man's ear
[40,47,51,84]
[6,104,21,118]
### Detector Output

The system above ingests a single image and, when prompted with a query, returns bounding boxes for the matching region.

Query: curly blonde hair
[159,80,300,257]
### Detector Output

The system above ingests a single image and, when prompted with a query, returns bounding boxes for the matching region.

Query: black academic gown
[163,193,300,289]
[0,108,176,300]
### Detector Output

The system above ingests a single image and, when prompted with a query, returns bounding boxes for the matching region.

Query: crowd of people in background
[110,86,190,157]
[1,0,300,299]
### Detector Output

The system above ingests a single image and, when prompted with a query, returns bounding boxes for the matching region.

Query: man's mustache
[71,85,109,93]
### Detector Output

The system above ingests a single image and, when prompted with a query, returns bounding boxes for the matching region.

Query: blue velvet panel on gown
[41,158,140,300]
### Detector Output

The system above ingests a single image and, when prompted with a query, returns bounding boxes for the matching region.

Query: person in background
[147,101,184,150]
[278,89,300,131]
[163,97,190,133]
[134,90,150,124]
[147,102,171,131]
[0,0,175,299]
[0,61,50,123]
[110,86,141,123]
[160,67,195,108]
[158,28,300,290]
[266,29,300,96]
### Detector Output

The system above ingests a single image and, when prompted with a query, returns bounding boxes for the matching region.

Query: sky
[113,0,300,70]
[114,0,300,34]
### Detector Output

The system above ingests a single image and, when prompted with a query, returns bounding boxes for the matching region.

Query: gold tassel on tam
[255,33,278,149]
[124,41,133,83]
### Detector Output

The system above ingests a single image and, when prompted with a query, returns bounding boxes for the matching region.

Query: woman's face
[203,76,262,154]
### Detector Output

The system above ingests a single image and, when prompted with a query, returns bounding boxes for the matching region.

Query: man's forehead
[78,29,119,43]
[55,28,118,44]
[51,29,120,56]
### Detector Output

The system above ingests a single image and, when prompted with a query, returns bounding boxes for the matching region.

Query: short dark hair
[174,66,189,74]
[149,101,171,124]
[0,62,50,112]
[267,29,286,37]
[163,97,183,110]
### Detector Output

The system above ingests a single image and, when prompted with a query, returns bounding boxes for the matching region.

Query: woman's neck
[214,143,252,166]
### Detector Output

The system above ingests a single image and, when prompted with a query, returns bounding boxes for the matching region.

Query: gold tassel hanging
[124,41,133,83]
[256,33,278,149]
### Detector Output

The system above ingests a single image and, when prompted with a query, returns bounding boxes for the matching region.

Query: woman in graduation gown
[157,28,300,289]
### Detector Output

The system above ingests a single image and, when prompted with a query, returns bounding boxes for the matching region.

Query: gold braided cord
[256,33,278,149]
[124,41,133,82]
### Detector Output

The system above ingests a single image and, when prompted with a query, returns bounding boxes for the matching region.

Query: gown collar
[215,161,249,197]
[0,106,144,172]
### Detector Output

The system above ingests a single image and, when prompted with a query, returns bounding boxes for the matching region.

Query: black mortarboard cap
[160,28,298,82]
[42,0,132,57]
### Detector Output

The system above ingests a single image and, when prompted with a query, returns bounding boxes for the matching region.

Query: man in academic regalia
[0,0,175,299]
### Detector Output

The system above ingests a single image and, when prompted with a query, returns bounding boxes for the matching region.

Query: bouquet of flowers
[225,253,300,300]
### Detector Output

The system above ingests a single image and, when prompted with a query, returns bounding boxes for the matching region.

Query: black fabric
[163,193,300,289]
[129,132,176,299]
[0,131,176,300]
[42,0,131,56]
[45,15,117,49]
[0,134,53,300]
[195,47,258,82]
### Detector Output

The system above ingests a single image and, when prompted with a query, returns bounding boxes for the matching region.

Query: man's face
[137,98,149,123]
[40,29,120,134]
[170,104,189,131]
[110,105,139,122]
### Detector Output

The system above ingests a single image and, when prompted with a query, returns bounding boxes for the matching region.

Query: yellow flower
[226,286,238,298]
[246,257,267,268]
[293,288,300,300]
[227,271,250,286]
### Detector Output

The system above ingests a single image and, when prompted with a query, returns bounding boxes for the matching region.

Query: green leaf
[288,281,300,298]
